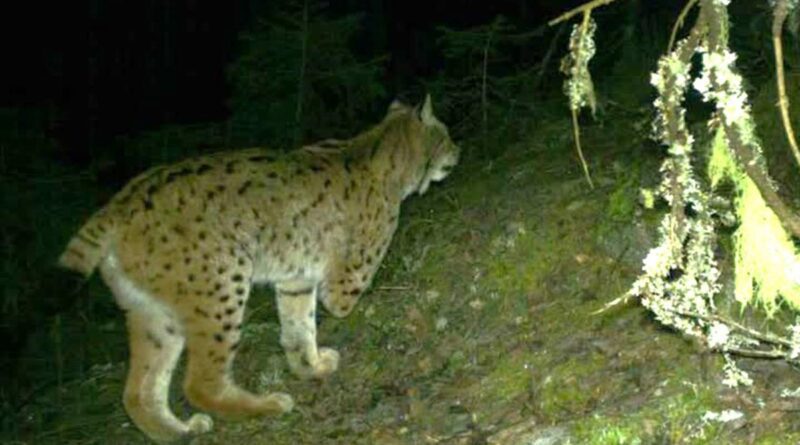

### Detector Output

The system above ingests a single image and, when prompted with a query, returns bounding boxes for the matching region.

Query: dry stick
[376,285,412,291]
[570,11,595,189]
[571,106,594,189]
[722,347,792,361]
[548,0,619,26]
[772,0,800,171]
[668,0,699,53]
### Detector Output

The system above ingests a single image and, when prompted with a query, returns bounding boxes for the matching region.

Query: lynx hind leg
[123,310,213,442]
[100,255,212,442]
[182,280,293,419]
[276,281,339,379]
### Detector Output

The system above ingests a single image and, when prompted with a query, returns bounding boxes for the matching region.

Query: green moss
[537,352,610,418]
[606,177,637,223]
[477,350,532,403]
[755,433,800,444]
[572,389,725,445]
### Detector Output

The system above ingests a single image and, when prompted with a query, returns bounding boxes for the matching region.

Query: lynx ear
[418,94,435,125]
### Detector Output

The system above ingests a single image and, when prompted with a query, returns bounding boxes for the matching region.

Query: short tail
[58,208,116,278]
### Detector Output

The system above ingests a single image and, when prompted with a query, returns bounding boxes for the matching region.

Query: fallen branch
[664,307,792,349]
[660,307,798,364]
[376,285,412,291]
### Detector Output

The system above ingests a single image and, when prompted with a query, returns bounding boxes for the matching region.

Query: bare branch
[772,0,800,172]
[548,0,620,27]
[668,0,699,53]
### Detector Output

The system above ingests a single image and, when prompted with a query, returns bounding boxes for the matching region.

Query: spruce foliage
[228,0,386,148]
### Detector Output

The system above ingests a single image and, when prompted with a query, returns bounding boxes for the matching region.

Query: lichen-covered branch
[629,14,720,342]
[699,0,800,238]
[612,0,800,381]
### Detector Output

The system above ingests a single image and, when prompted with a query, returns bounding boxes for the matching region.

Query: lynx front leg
[182,278,293,419]
[275,281,340,379]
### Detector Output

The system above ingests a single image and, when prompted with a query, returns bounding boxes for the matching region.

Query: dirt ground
[8,114,800,445]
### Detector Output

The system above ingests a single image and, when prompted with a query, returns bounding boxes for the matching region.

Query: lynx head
[353,94,459,198]
[410,94,460,195]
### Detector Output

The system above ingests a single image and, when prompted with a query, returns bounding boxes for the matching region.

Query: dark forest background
[1,0,794,434]
[0,0,691,166]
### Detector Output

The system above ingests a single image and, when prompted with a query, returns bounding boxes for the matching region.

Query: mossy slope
[7,114,800,445]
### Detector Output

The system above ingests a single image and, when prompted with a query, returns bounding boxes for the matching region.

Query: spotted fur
[58,95,459,442]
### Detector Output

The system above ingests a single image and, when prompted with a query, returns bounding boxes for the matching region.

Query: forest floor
[5,110,800,445]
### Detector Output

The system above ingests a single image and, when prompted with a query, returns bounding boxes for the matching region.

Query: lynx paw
[186,413,214,435]
[312,347,340,378]
[289,347,340,380]
[262,392,294,414]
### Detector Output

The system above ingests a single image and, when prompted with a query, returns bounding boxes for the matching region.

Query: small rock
[442,413,472,436]
[566,200,586,212]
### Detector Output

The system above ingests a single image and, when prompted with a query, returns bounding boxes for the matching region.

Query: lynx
[59,95,459,442]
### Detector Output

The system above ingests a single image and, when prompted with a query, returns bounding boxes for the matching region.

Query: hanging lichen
[559,14,597,188]
[560,17,597,115]
[708,128,800,313]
